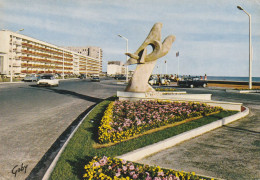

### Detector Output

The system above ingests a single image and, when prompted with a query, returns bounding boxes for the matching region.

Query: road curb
[0,81,24,84]
[42,104,97,180]
[117,107,249,162]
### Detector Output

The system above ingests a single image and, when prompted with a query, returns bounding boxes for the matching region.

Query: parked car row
[21,74,59,87]
[148,76,170,86]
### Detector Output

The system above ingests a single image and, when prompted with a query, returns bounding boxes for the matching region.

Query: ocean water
[207,76,260,82]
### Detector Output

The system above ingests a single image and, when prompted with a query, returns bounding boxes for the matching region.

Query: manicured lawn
[50,98,237,180]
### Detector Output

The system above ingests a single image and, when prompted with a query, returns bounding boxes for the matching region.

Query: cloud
[1,0,260,76]
[2,14,91,35]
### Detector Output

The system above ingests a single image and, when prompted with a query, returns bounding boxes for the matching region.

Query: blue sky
[1,0,260,77]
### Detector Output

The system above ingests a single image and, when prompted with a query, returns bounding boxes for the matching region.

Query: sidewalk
[0,78,80,85]
[0,81,24,85]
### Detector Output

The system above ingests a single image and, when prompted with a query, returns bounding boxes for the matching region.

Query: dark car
[91,76,100,82]
[114,75,126,80]
[79,74,86,79]
[178,77,207,88]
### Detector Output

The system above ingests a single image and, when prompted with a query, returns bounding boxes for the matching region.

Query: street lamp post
[10,28,24,82]
[237,5,252,89]
[62,50,65,80]
[118,34,129,83]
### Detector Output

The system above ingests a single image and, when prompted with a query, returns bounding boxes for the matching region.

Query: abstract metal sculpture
[124,22,175,92]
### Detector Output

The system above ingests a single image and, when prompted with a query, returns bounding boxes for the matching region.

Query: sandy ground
[208,83,260,89]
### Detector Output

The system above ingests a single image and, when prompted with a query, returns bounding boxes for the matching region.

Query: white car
[37,75,59,86]
[149,78,157,85]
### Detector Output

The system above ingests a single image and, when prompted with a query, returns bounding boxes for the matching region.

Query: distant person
[157,75,161,86]
[200,76,203,80]
[204,74,207,80]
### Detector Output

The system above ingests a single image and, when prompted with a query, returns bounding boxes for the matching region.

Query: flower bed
[84,156,209,180]
[98,100,222,144]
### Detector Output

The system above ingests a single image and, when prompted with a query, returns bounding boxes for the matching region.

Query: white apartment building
[107,61,126,75]
[65,46,102,74]
[0,30,102,77]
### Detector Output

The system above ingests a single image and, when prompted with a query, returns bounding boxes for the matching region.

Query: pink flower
[154,177,162,180]
[158,171,164,176]
[130,171,135,176]
[93,162,100,167]
[129,165,135,170]
[99,156,108,166]
[145,176,152,180]
[133,174,138,179]
[121,159,127,164]
[122,166,127,171]
[136,120,142,126]
[115,172,121,177]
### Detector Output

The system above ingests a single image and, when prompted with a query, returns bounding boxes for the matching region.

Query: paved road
[0,78,125,180]
[138,87,260,180]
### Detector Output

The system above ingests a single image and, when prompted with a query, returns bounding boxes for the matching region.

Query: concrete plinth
[117,91,242,111]
[117,91,211,101]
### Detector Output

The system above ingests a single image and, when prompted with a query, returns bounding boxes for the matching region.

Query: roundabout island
[43,23,252,180]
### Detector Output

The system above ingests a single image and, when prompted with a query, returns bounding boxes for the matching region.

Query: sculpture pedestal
[125,61,156,92]
[117,91,212,101]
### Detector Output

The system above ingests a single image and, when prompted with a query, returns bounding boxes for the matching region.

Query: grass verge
[49,98,237,180]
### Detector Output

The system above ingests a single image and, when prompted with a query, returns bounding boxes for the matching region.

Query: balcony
[13,62,21,67]
[13,48,22,53]
[13,41,22,46]
[13,67,21,74]
[22,42,33,48]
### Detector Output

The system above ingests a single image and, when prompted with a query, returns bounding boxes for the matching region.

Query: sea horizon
[207,76,260,82]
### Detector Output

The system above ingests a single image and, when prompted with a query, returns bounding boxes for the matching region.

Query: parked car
[91,76,100,82]
[178,77,207,88]
[114,75,126,80]
[19,73,27,78]
[148,77,158,85]
[160,78,170,85]
[23,74,38,82]
[37,75,59,86]
[79,74,86,79]
[148,76,170,86]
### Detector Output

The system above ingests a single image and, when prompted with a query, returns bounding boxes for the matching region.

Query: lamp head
[237,6,243,10]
